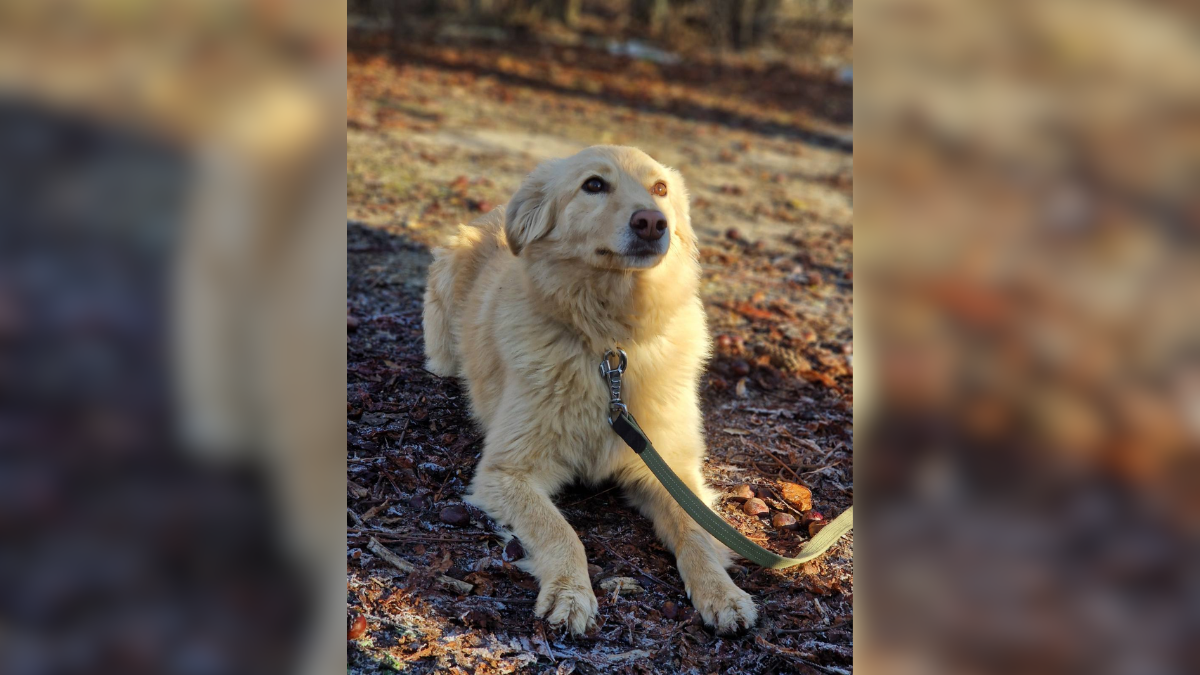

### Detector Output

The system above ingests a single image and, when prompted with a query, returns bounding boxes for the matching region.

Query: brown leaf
[503,537,525,562]
[662,600,679,620]
[779,482,813,511]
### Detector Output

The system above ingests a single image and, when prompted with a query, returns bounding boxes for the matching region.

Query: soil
[347,42,852,675]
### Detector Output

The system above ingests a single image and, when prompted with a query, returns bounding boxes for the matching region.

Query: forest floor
[346,39,853,674]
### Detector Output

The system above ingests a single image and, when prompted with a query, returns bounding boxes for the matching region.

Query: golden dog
[423,146,756,635]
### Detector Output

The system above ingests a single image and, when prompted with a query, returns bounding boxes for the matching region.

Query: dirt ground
[346,42,853,674]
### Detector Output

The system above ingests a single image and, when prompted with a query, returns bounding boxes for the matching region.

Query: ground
[346,41,853,674]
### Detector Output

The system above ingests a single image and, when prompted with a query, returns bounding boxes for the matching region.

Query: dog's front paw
[535,575,598,635]
[690,578,757,635]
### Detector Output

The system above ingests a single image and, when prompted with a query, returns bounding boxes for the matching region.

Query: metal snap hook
[599,349,627,378]
[599,349,628,422]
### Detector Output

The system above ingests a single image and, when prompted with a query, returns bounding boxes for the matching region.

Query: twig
[561,485,619,509]
[367,537,475,594]
[775,618,850,634]
[348,528,490,543]
[459,595,537,605]
[378,464,404,498]
[395,418,410,447]
[746,438,805,484]
[538,623,557,663]
[754,636,849,675]
[801,461,844,476]
[361,499,391,521]
[595,539,684,595]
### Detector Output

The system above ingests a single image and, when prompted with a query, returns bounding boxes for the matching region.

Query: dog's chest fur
[513,329,700,479]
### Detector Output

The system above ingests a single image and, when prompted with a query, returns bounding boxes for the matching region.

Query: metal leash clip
[599,349,628,422]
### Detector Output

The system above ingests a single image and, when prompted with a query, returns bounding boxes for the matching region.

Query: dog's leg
[421,251,459,377]
[618,430,758,635]
[467,464,598,634]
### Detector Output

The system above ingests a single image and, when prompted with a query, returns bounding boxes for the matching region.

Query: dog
[422,145,757,635]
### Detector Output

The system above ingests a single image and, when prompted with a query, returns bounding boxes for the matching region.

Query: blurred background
[857,0,1200,673]
[0,2,346,675]
[6,0,1199,672]
[352,0,852,56]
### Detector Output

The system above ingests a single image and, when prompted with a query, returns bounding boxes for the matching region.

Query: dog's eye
[582,177,606,193]
[652,181,668,197]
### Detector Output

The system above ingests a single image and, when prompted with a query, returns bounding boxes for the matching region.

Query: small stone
[409,493,431,510]
[439,505,471,527]
[742,498,769,517]
[348,614,367,640]
[725,227,742,241]
[587,564,604,580]
[730,359,751,377]
[807,272,822,286]
[780,482,813,511]
[502,538,525,562]
[662,601,679,620]
[735,378,748,398]
[347,314,360,330]
[730,485,755,501]
[772,513,798,530]
[716,334,733,351]
[599,577,645,595]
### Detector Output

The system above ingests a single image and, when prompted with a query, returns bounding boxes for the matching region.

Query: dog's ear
[666,167,697,251]
[504,162,558,256]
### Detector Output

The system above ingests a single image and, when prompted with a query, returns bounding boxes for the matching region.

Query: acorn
[348,614,367,640]
[806,511,827,537]
[730,485,756,501]
[742,498,769,517]
[772,513,798,530]
[439,505,471,527]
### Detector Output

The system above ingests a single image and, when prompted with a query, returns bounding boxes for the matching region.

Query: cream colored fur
[422,146,757,635]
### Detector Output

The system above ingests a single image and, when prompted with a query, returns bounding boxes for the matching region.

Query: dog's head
[503,146,694,269]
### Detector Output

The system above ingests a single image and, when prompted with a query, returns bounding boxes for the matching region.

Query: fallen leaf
[599,576,645,595]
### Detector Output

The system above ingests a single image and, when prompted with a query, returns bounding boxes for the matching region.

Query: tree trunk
[648,0,670,37]
[738,0,758,48]
[563,0,582,27]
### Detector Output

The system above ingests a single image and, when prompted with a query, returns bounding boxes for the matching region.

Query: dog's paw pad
[535,579,598,635]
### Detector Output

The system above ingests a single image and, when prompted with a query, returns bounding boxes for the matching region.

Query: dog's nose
[629,209,667,241]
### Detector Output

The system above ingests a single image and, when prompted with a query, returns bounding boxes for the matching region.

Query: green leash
[601,350,853,569]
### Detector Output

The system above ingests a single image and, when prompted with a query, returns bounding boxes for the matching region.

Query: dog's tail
[422,209,506,377]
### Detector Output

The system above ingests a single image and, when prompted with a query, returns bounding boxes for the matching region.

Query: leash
[600,349,853,569]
